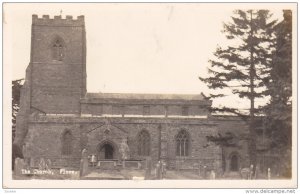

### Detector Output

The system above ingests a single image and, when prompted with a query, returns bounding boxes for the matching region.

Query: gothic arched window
[176,130,189,157]
[62,130,73,155]
[137,130,150,156]
[52,37,65,61]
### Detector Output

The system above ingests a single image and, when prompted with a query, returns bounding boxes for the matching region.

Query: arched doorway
[230,154,239,171]
[98,142,115,160]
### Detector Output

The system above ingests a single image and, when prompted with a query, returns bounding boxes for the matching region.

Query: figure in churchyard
[91,154,97,167]
[119,138,130,160]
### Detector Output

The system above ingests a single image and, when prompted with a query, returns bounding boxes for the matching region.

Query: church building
[14,15,250,176]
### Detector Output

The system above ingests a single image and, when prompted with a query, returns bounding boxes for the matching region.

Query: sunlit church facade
[14,15,252,176]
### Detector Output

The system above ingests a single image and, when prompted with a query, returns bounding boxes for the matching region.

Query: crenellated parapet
[32,14,85,26]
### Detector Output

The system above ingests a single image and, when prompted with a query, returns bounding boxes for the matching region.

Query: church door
[99,143,114,159]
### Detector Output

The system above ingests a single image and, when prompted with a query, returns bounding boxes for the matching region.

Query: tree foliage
[200,10,278,166]
[262,10,292,177]
[264,10,292,149]
[200,10,276,113]
[12,78,24,141]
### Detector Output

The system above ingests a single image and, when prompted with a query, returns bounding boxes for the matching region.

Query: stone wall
[212,116,250,172]
[23,121,82,168]
[23,115,223,171]
[81,101,210,117]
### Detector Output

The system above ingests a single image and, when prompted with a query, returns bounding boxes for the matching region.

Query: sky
[4,3,294,109]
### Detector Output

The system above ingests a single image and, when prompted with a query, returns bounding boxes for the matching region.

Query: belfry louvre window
[52,38,65,61]
[137,130,150,156]
[62,131,73,155]
[176,130,189,157]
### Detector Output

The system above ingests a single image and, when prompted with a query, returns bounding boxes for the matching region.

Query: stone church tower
[30,15,87,114]
[14,15,87,146]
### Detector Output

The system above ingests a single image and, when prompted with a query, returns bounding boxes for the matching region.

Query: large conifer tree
[200,10,277,166]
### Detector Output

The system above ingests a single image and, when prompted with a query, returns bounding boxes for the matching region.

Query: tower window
[52,38,65,61]
[176,130,189,157]
[137,130,150,156]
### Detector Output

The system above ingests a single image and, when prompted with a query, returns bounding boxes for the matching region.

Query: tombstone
[137,162,142,169]
[45,159,52,170]
[267,168,271,180]
[14,158,20,175]
[249,164,254,179]
[144,157,152,180]
[14,158,26,176]
[210,170,216,179]
[80,148,89,177]
[119,138,130,160]
[162,162,167,179]
[155,161,162,179]
[254,165,259,179]
[240,168,250,179]
[198,161,201,177]
[38,158,46,170]
[203,166,207,179]
[29,158,35,168]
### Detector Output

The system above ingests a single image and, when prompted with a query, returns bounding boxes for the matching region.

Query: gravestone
[80,148,89,177]
[268,168,271,180]
[14,158,26,176]
[144,157,152,180]
[203,166,207,179]
[156,161,162,179]
[248,164,254,179]
[162,162,167,179]
[240,168,250,179]
[46,159,52,170]
[210,170,216,179]
[29,158,35,168]
[119,138,130,160]
[38,158,46,170]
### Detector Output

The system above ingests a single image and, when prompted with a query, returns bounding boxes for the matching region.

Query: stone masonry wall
[30,15,86,114]
[24,115,222,171]
[81,102,210,117]
[24,121,82,168]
